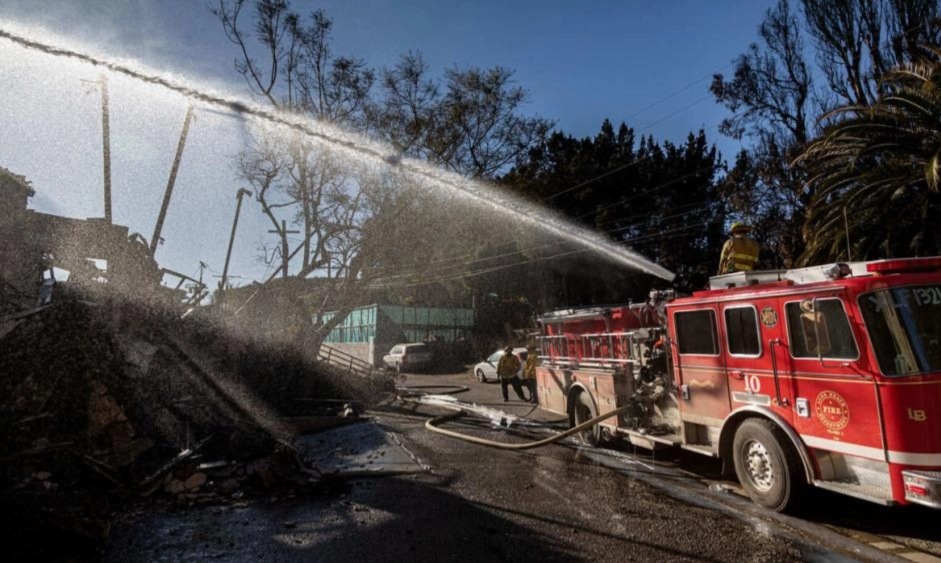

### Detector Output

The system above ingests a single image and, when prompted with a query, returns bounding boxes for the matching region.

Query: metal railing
[317,343,376,378]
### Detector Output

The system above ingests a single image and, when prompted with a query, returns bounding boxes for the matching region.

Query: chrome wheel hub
[744,440,774,492]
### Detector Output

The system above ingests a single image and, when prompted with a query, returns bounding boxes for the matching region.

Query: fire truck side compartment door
[672,305,730,426]
[722,301,777,414]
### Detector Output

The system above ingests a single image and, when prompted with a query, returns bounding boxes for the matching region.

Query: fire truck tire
[732,418,805,513]
[572,392,601,447]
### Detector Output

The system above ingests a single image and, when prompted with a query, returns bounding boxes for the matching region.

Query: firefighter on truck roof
[718,222,760,275]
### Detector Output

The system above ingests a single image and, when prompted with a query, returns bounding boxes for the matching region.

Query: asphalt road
[106,369,941,562]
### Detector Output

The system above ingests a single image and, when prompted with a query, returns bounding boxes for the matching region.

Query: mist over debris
[0,14,671,559]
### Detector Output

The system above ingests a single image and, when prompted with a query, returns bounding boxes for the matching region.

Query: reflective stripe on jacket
[497,353,521,379]
[718,236,760,274]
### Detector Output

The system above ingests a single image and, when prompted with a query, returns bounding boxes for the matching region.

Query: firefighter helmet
[730,222,753,234]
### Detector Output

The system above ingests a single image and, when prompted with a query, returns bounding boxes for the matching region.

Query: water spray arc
[0,24,675,282]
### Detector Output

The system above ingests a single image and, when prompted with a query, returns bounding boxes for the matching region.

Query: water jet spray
[0,22,675,282]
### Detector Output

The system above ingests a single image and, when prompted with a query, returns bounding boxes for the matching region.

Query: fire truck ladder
[537,330,647,369]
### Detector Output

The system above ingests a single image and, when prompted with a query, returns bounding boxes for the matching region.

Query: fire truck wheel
[732,418,804,513]
[572,392,601,447]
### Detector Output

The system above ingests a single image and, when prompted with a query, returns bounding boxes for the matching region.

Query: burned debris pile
[0,157,396,558]
[0,289,390,560]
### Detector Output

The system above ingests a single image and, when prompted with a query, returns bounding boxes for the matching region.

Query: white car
[383,343,433,373]
[474,347,528,383]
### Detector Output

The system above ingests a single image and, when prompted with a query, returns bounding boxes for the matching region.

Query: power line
[623,63,731,122]
[604,204,712,234]
[369,183,723,287]
[572,166,715,221]
[596,199,710,228]
[369,198,716,286]
[539,62,732,204]
[636,93,714,133]
[542,159,642,202]
[539,119,723,204]
[376,220,724,290]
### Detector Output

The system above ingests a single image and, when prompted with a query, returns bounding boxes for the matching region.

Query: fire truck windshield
[859,285,941,376]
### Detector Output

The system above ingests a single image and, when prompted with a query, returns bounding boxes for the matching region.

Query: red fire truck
[534,257,941,512]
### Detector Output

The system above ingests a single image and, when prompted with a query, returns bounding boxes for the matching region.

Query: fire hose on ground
[396,384,631,450]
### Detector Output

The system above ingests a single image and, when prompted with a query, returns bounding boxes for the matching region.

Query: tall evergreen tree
[502,122,724,299]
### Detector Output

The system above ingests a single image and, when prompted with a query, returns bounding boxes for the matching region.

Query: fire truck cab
[534,257,941,512]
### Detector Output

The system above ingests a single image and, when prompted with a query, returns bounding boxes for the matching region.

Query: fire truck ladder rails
[537,329,649,369]
[424,404,632,450]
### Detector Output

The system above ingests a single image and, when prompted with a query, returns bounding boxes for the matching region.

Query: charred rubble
[0,169,391,560]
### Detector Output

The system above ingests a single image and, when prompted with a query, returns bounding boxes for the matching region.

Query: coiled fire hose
[396,384,630,450]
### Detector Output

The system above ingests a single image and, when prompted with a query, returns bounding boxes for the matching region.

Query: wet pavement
[105,369,941,562]
[297,420,428,476]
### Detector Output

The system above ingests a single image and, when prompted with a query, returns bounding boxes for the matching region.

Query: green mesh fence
[321,304,473,343]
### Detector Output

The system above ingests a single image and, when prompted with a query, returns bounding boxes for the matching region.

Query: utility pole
[100,74,112,224]
[151,105,194,255]
[220,188,252,291]
[268,220,299,280]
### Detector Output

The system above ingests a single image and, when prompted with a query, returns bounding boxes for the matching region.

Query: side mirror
[802,298,831,366]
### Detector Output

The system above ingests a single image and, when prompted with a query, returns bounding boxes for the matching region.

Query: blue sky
[3,0,773,144]
[0,0,775,287]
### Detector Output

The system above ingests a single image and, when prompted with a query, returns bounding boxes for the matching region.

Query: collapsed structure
[0,167,388,559]
[0,166,204,312]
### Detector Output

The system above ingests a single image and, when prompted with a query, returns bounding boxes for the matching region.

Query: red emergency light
[905,482,929,497]
[866,257,941,274]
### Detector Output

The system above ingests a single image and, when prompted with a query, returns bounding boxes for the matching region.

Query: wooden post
[221,188,252,291]
[151,105,194,255]
[100,75,112,224]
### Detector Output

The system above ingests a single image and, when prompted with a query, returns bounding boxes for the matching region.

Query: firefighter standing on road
[497,346,526,402]
[718,222,760,275]
[522,346,539,404]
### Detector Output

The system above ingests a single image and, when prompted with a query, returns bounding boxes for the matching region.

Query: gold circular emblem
[760,306,778,328]
[815,391,850,431]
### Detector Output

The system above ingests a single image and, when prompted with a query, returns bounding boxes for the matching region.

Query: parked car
[473,347,528,382]
[382,343,433,373]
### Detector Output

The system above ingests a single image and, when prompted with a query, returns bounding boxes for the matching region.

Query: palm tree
[795,49,941,265]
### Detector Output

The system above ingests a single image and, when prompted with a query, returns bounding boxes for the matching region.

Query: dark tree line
[501,121,726,298]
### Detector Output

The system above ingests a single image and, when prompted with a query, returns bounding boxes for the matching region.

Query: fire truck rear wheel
[572,392,601,447]
[732,418,804,513]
